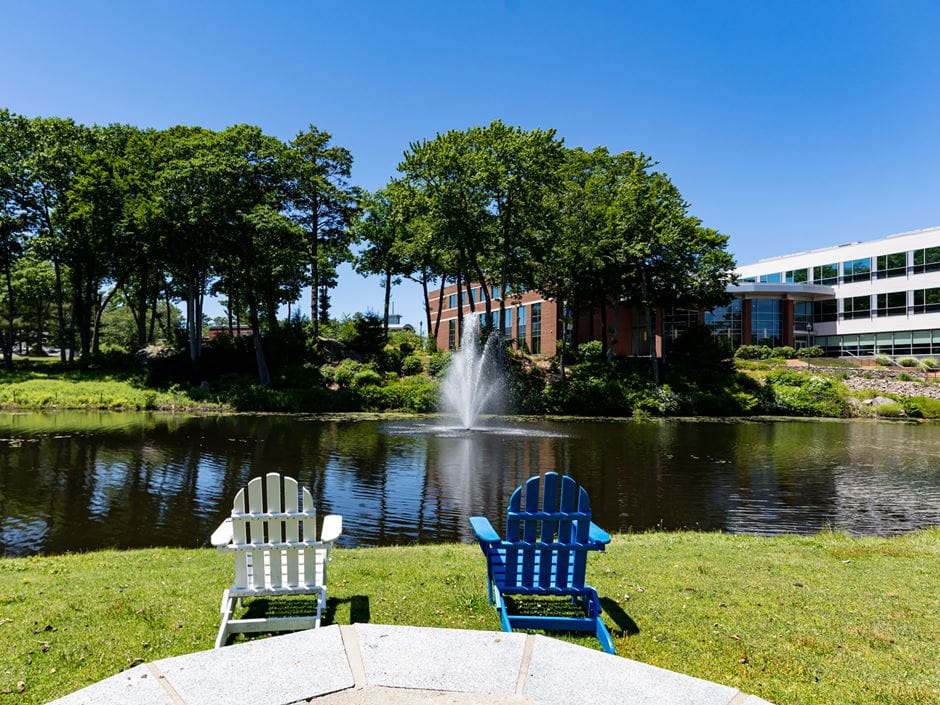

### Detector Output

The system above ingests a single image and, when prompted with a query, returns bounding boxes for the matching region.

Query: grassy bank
[1,531,937,705]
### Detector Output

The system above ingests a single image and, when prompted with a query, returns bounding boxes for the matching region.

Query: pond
[1,412,939,556]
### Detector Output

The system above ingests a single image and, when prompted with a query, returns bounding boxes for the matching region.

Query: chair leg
[493,586,512,633]
[315,588,325,628]
[585,589,615,654]
[215,590,236,649]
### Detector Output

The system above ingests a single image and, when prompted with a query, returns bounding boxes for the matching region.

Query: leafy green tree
[354,190,412,340]
[0,214,25,367]
[286,127,360,340]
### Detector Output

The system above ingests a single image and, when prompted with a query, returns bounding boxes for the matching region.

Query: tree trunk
[248,297,271,387]
[640,271,660,383]
[309,204,320,339]
[92,285,119,355]
[456,272,464,340]
[383,270,391,341]
[432,275,446,340]
[473,263,492,328]
[2,266,14,370]
[600,302,609,358]
[419,269,432,343]
[53,258,66,362]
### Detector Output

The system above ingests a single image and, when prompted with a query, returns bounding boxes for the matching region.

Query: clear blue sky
[3,0,940,329]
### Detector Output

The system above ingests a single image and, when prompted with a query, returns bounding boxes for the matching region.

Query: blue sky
[3,1,940,329]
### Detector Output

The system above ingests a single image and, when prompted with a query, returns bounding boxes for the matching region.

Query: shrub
[897,357,920,368]
[350,368,383,389]
[332,359,367,387]
[771,346,797,359]
[900,395,940,418]
[577,340,604,363]
[874,354,892,366]
[400,355,424,376]
[897,372,916,382]
[734,345,772,360]
[428,351,452,377]
[874,401,905,417]
[922,357,939,370]
[795,345,824,359]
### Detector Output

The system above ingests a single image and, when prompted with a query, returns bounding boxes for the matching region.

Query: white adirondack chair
[210,472,342,648]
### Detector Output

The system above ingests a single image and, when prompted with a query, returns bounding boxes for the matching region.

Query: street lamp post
[805,322,814,370]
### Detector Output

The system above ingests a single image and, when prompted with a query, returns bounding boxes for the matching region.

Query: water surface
[1,412,939,556]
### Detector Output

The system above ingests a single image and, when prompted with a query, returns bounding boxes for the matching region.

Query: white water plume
[439,314,505,429]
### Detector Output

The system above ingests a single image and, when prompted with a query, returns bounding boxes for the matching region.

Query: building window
[740,277,756,282]
[913,288,940,314]
[786,269,808,283]
[664,308,699,348]
[812,264,838,285]
[448,319,456,350]
[876,252,907,278]
[759,272,782,283]
[517,305,527,347]
[813,299,837,323]
[705,300,742,349]
[876,291,906,317]
[751,299,782,347]
[503,307,513,339]
[842,295,871,320]
[531,303,541,354]
[842,258,871,283]
[491,285,500,299]
[795,301,813,329]
[913,246,940,274]
[448,294,456,309]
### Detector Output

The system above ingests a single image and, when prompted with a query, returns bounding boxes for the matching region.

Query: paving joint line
[147,662,187,705]
[726,691,752,705]
[514,634,536,695]
[340,624,368,689]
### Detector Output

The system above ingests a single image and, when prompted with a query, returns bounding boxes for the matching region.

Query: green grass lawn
[0,367,221,411]
[1,531,937,705]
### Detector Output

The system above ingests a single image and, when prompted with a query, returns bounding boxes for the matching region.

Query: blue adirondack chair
[469,472,615,653]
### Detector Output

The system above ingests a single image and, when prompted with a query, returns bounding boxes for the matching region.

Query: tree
[354,190,411,340]
[286,127,360,340]
[0,214,25,367]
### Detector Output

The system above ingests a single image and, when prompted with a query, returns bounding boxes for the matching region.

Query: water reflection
[1,412,939,556]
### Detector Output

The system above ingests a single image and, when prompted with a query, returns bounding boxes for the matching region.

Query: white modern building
[719,224,940,356]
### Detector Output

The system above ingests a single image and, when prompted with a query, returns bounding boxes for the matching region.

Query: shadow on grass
[240,595,371,626]
[502,595,639,640]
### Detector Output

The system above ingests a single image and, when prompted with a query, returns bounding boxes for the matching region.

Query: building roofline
[749,224,940,265]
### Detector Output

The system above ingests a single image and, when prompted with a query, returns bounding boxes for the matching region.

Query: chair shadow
[600,597,640,637]
[239,595,371,625]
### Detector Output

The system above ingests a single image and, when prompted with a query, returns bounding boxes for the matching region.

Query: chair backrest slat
[553,475,577,589]
[571,486,591,587]
[265,473,283,589]
[232,488,248,588]
[246,477,266,589]
[520,477,540,586]
[538,473,559,589]
[504,486,522,587]
[283,476,300,587]
[302,487,318,585]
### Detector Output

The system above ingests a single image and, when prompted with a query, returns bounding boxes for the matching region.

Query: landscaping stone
[46,665,174,705]
[523,635,739,705]
[153,626,353,705]
[354,623,526,695]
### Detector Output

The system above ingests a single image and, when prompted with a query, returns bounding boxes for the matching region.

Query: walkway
[48,624,773,705]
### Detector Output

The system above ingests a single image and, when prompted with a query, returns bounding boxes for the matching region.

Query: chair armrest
[469,516,500,543]
[321,514,343,543]
[588,522,611,545]
[211,518,233,547]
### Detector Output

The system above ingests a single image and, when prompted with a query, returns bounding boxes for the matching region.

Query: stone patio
[46,624,774,705]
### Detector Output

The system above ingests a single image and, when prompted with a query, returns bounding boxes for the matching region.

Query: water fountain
[439,313,504,429]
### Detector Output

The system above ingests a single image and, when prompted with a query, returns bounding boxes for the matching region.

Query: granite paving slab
[523,635,740,705]
[154,625,353,705]
[302,686,541,704]
[45,664,174,705]
[354,624,527,695]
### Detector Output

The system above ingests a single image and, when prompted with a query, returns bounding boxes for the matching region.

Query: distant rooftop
[751,224,940,265]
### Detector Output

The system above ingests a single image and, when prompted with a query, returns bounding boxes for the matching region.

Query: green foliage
[350,368,383,389]
[898,372,916,382]
[734,344,773,360]
[428,350,452,377]
[795,345,824,358]
[921,357,938,369]
[577,340,604,363]
[400,354,424,376]
[898,395,940,418]
[874,354,892,366]
[897,356,920,368]
[770,345,797,359]
[763,369,850,417]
